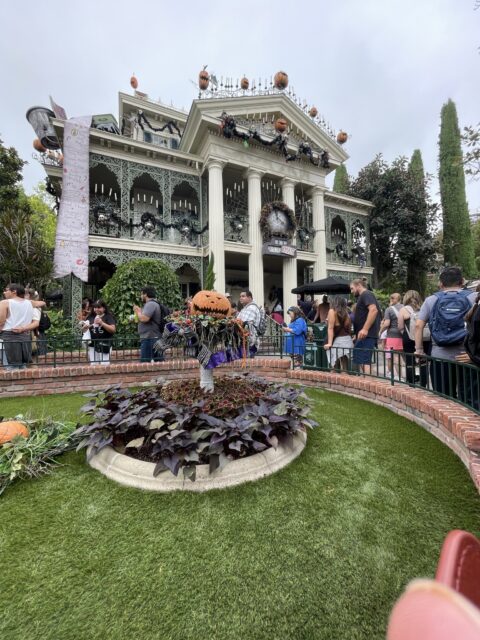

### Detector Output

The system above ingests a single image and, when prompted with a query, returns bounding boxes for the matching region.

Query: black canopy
[291,276,351,295]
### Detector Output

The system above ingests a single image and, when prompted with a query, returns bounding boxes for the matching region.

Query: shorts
[353,337,377,365]
[385,337,403,360]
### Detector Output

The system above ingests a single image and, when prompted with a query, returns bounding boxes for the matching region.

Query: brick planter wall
[0,358,479,492]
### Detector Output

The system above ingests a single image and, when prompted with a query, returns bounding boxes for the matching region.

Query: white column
[247,168,264,307]
[312,186,327,280]
[207,159,226,294]
[282,177,297,311]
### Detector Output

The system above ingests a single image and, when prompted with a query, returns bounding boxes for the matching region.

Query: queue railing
[302,340,480,414]
[0,331,285,369]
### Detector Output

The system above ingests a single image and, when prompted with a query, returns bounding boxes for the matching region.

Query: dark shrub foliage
[75,376,317,482]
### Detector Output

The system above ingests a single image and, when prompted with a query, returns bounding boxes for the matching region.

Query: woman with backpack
[397,290,431,386]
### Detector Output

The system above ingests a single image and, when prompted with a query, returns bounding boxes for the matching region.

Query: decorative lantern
[275,118,288,133]
[309,106,318,118]
[273,71,289,90]
[33,138,46,153]
[130,74,138,89]
[240,77,249,90]
[26,106,60,150]
[198,66,210,90]
[336,130,348,144]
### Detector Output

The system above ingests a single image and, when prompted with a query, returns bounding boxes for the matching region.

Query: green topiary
[101,258,182,333]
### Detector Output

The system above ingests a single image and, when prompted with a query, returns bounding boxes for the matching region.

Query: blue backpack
[430,289,472,346]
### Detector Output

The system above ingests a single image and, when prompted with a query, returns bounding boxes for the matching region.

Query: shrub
[101,258,182,332]
[75,376,317,482]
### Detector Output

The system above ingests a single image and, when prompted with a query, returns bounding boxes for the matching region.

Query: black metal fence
[1,332,478,415]
[303,340,480,414]
[0,331,285,369]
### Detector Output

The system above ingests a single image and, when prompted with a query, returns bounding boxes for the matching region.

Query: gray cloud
[1,0,479,212]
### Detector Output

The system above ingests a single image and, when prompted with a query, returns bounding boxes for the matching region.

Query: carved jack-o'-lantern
[191,290,232,318]
[33,138,46,152]
[275,118,288,133]
[274,70,289,90]
[240,77,249,90]
[198,67,210,90]
[130,74,138,89]
[0,421,29,445]
[309,106,318,118]
[336,130,348,144]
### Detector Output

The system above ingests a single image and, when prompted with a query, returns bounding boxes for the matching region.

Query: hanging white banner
[54,115,92,281]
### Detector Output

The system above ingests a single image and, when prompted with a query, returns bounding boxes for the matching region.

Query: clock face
[267,209,290,235]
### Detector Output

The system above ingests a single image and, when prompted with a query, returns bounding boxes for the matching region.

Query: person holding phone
[83,299,116,365]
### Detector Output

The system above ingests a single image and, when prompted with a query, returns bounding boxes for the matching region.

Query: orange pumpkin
[274,70,289,90]
[33,138,46,153]
[0,421,29,445]
[240,76,249,90]
[191,291,232,319]
[198,66,210,90]
[309,106,318,118]
[337,130,348,144]
[275,118,288,133]
[130,74,138,89]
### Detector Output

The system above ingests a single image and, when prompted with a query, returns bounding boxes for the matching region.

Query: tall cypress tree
[407,149,428,294]
[333,164,349,194]
[438,99,475,276]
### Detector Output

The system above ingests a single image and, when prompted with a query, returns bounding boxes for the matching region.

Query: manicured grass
[0,388,478,640]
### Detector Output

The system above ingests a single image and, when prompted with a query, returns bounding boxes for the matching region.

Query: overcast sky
[1,0,479,213]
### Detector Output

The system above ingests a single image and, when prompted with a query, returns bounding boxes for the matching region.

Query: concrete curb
[88,431,307,492]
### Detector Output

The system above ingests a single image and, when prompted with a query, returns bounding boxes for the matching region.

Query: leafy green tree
[204,253,215,290]
[462,122,480,178]
[438,99,475,276]
[0,139,53,289]
[472,218,480,272]
[348,154,437,293]
[0,137,25,208]
[333,164,350,194]
[101,258,182,332]
[24,182,57,249]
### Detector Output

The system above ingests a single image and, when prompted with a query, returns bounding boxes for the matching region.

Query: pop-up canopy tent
[291,276,351,295]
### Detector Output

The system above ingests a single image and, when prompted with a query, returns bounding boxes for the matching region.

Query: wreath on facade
[259,201,296,240]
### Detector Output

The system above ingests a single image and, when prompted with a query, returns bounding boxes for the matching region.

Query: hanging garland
[136,111,182,137]
[91,202,208,238]
[120,112,183,138]
[259,201,296,240]
[219,112,329,168]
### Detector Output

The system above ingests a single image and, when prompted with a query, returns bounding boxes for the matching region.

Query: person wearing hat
[282,306,307,368]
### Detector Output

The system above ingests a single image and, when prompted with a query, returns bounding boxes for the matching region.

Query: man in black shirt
[350,278,380,374]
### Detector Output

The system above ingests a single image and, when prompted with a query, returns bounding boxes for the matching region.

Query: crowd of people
[1,270,479,408]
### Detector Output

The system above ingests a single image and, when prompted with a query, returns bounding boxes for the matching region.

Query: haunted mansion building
[28,71,373,315]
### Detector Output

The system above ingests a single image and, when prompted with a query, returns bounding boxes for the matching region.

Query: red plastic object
[435,529,480,609]
[387,579,480,640]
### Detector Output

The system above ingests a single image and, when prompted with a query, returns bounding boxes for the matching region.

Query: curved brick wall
[0,358,479,491]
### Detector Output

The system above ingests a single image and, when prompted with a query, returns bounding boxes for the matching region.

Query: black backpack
[152,300,170,333]
[464,300,480,366]
[38,311,51,332]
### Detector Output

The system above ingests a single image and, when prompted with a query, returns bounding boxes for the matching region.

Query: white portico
[31,72,373,316]
[181,90,364,309]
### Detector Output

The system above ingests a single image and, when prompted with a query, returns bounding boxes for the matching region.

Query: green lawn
[0,388,478,640]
